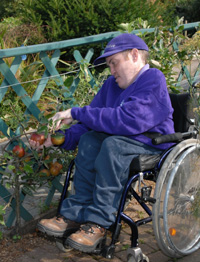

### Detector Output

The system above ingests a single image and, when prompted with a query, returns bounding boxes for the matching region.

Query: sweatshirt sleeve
[71,69,173,136]
[59,82,107,150]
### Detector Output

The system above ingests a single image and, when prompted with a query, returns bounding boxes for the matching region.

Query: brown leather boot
[66,223,106,253]
[37,216,80,237]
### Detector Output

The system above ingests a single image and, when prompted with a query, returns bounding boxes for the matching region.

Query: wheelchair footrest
[141,186,156,204]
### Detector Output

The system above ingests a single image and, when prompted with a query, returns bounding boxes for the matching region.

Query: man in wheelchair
[30,33,175,254]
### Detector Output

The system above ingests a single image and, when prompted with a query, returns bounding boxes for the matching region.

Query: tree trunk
[14,174,21,233]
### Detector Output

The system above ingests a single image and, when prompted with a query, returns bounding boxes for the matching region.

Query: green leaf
[2,99,11,106]
[24,164,34,173]
[8,165,15,170]
[12,234,21,241]
[7,127,11,137]
[64,76,74,87]
[60,124,70,130]
[32,150,40,160]
[0,206,5,215]
[37,125,48,134]
[3,152,9,158]
[51,89,60,97]
[5,182,11,189]
[0,215,5,225]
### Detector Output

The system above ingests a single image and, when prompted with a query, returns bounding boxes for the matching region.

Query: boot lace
[80,223,104,234]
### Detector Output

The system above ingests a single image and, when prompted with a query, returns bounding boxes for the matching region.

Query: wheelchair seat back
[169,93,195,133]
[130,92,195,173]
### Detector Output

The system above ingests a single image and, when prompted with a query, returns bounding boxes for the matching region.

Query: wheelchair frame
[56,90,200,262]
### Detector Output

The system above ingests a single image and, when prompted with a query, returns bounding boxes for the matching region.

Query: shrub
[0,17,47,47]
[16,0,176,42]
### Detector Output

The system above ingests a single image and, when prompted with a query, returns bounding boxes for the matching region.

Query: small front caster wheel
[127,247,149,262]
[56,238,73,252]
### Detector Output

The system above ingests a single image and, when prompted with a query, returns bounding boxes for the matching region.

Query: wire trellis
[0,62,106,90]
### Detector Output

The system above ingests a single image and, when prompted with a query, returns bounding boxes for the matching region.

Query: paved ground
[7,198,199,262]
[14,221,200,262]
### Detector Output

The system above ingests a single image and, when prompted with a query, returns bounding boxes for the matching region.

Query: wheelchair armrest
[152,131,197,145]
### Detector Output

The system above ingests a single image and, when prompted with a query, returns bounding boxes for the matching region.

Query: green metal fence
[0,22,200,227]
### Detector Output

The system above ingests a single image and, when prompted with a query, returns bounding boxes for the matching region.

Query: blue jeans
[60,131,162,228]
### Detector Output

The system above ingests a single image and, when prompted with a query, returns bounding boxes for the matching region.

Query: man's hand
[50,108,73,130]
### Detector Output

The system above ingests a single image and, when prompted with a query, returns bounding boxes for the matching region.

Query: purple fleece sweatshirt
[60,65,175,150]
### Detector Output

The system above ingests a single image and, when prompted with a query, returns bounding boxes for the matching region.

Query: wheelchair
[56,88,200,262]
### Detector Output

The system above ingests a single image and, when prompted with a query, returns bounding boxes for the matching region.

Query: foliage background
[0,0,199,47]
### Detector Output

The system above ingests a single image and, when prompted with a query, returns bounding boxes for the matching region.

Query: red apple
[30,133,46,145]
[49,162,63,176]
[12,145,25,158]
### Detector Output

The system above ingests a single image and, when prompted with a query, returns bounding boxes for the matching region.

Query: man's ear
[131,48,139,62]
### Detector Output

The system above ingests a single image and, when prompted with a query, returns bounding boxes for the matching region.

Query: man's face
[106,51,138,89]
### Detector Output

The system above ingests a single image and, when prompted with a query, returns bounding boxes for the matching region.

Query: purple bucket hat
[94,33,149,65]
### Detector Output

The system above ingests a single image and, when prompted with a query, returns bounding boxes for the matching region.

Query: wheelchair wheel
[153,139,200,257]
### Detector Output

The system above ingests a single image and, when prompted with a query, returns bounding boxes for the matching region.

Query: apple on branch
[51,133,65,146]
[30,133,46,145]
[12,145,25,158]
